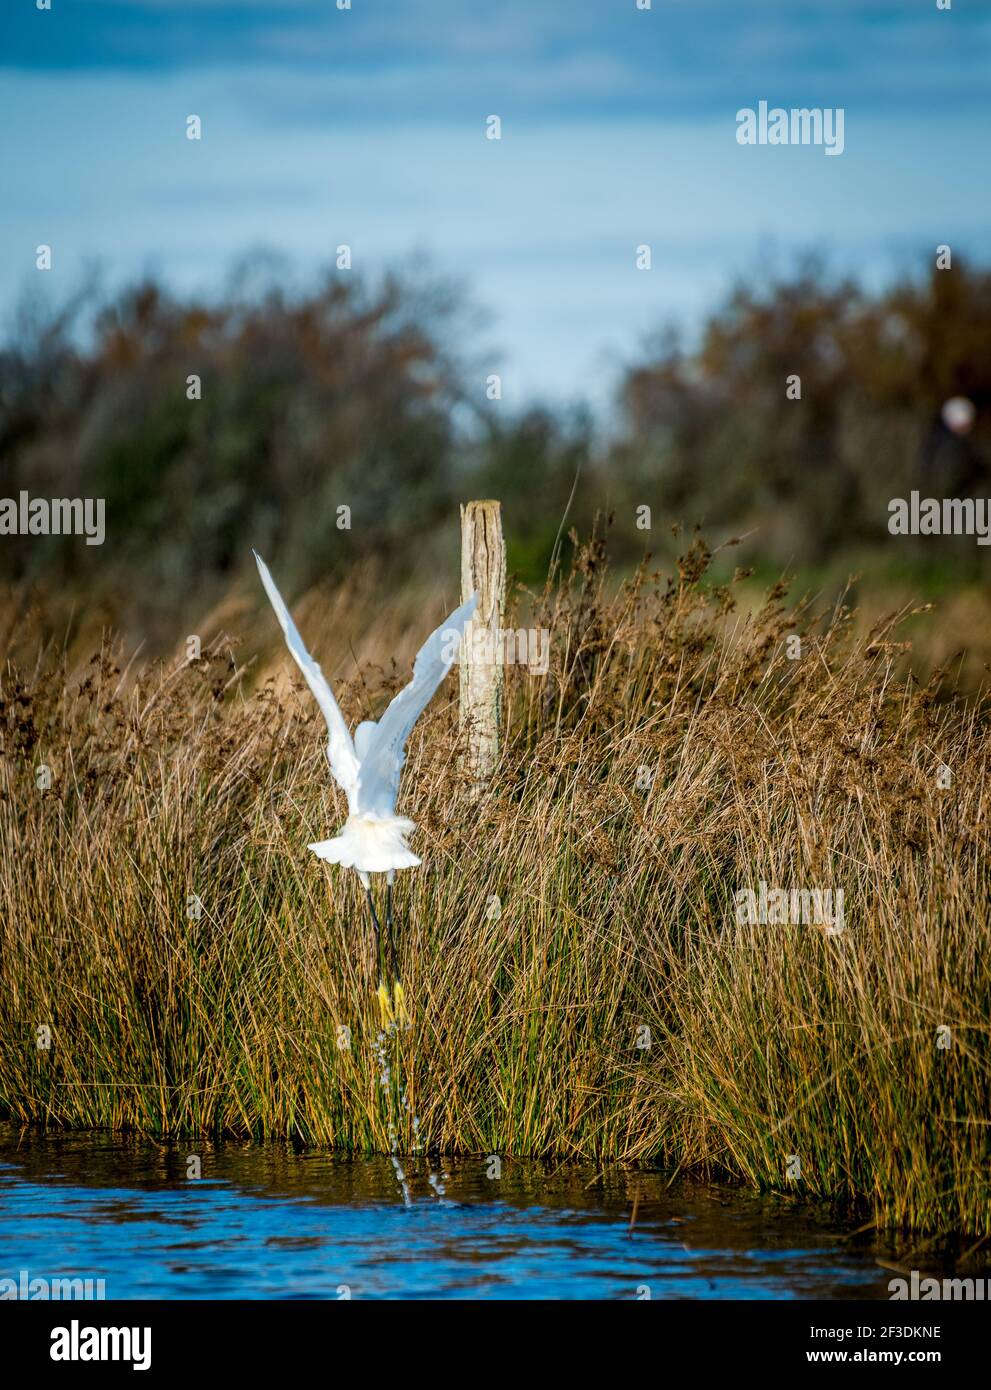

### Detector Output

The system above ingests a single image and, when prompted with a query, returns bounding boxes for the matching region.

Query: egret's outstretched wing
[253,551,359,801]
[355,592,477,817]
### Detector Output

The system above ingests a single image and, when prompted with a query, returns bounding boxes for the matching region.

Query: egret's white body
[309,814,420,873]
[254,550,476,880]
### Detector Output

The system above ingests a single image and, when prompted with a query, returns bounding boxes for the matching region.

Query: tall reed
[1,530,988,1235]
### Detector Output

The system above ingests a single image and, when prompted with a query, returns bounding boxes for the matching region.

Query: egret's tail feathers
[308,815,420,873]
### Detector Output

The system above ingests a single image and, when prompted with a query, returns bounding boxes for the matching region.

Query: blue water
[0,1126,895,1299]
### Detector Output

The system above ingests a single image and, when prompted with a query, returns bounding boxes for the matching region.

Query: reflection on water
[0,1124,896,1300]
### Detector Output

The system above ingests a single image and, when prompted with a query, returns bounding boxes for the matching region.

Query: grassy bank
[1,534,989,1236]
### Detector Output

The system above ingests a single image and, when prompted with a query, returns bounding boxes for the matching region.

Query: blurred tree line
[613,257,991,571]
[1,256,990,648]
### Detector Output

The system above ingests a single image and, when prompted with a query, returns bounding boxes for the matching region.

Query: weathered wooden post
[459,499,505,785]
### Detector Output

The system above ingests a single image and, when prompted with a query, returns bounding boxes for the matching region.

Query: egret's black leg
[386,881,397,981]
[365,886,382,979]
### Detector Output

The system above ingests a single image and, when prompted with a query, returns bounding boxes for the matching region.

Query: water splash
[386,1125,412,1208]
[402,1081,450,1206]
[373,1026,449,1208]
[373,1030,412,1207]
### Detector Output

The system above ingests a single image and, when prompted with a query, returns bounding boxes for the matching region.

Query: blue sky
[1,0,989,404]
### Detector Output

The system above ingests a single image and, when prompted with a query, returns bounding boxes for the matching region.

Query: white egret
[253,551,476,1022]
